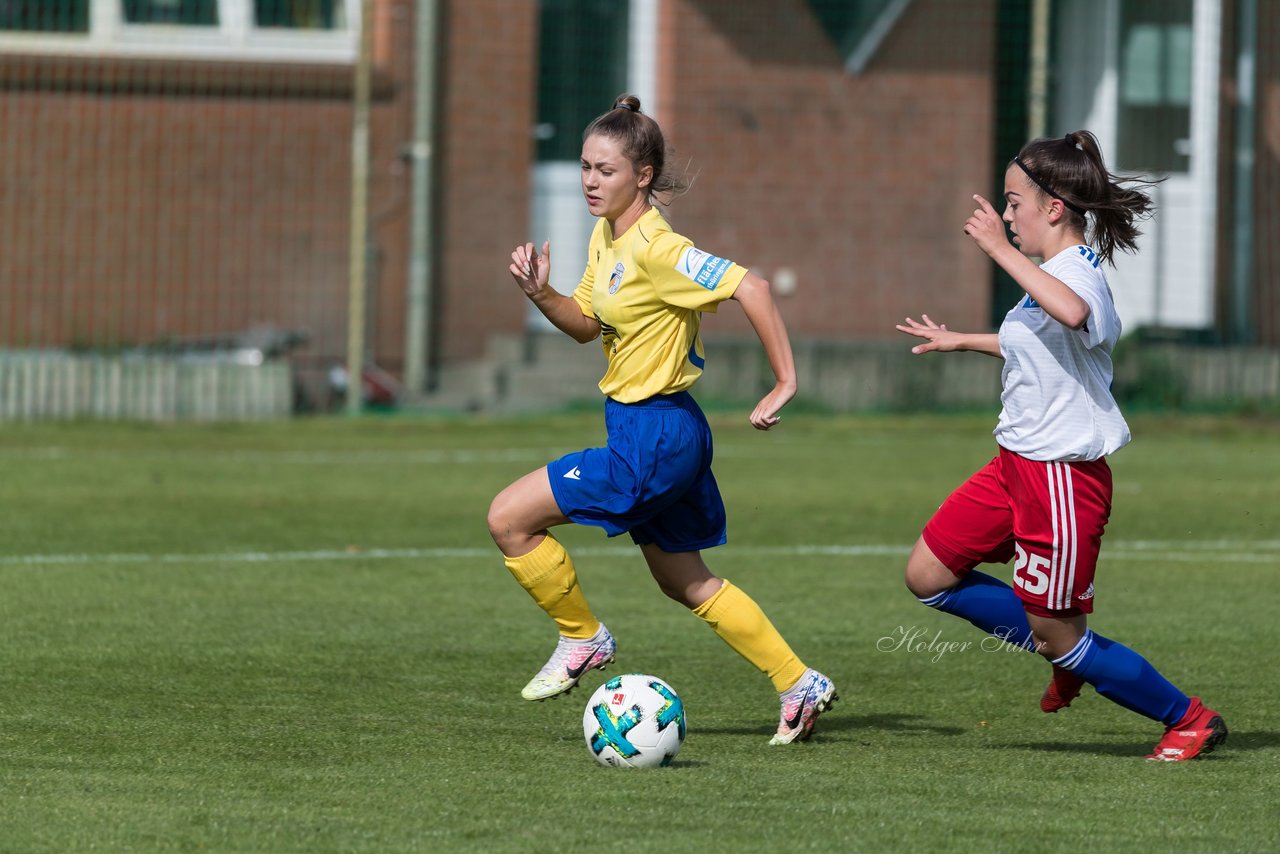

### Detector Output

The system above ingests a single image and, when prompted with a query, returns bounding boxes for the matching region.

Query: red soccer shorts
[921,446,1113,617]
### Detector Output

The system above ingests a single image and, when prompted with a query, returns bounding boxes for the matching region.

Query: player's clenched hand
[509,241,551,299]
[895,314,961,354]
[748,381,795,431]
[963,194,1009,258]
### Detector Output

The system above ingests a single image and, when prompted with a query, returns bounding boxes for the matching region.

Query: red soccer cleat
[1145,697,1228,761]
[1041,664,1086,713]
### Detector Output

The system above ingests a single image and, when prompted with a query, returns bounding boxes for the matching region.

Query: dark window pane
[992,0,1034,326]
[255,0,341,30]
[0,0,90,32]
[536,0,630,163]
[1117,0,1192,173]
[123,0,218,26]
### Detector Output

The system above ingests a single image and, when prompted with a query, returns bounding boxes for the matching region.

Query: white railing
[0,351,292,421]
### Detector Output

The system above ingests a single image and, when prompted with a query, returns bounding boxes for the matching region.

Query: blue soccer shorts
[547,391,727,553]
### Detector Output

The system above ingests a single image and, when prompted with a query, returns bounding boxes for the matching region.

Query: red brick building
[1,0,1275,410]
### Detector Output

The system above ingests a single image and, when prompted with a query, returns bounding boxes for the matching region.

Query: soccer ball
[582,673,686,768]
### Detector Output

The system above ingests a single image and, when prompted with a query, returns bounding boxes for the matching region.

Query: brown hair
[1014,130,1158,266]
[582,94,689,201]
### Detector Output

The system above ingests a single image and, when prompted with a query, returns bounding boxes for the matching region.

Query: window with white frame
[0,0,358,62]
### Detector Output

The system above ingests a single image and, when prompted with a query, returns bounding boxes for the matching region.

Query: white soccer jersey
[993,244,1131,462]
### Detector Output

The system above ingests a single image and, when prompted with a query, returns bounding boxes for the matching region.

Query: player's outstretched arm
[509,241,600,343]
[964,194,1090,329]
[732,273,796,430]
[895,314,1001,358]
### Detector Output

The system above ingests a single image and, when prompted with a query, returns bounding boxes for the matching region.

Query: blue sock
[918,570,1038,652]
[1054,630,1190,725]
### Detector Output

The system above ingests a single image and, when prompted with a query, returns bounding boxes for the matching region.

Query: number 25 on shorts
[1013,543,1051,596]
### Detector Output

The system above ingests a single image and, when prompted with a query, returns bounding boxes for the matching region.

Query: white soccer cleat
[520,624,617,701]
[769,668,837,745]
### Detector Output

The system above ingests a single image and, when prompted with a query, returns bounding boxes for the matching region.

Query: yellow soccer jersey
[571,207,748,403]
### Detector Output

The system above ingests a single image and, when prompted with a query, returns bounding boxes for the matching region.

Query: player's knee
[904,558,955,600]
[904,537,957,599]
[903,556,927,597]
[904,566,930,599]
[486,493,513,548]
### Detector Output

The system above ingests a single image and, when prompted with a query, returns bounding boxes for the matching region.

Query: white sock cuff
[1052,629,1095,670]
[917,590,950,608]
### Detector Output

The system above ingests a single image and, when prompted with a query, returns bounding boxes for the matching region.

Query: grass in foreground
[0,412,1277,851]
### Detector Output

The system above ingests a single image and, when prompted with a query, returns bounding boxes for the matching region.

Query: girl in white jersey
[896,131,1226,761]
[487,95,835,745]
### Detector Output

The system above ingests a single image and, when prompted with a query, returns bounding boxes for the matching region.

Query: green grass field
[1,411,1277,852]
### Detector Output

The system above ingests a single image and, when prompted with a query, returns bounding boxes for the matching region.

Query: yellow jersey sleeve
[573,208,749,403]
[643,229,748,311]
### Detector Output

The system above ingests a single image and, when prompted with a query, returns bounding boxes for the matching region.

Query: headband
[1013,158,1086,216]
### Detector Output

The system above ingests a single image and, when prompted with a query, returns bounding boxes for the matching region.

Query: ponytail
[1015,130,1159,266]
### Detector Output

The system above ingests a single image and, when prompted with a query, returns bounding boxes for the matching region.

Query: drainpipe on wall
[404,0,441,396]
[347,0,375,416]
[1231,0,1256,344]
[1028,0,1051,138]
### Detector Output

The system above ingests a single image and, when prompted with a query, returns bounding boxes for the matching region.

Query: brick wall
[4,0,1276,399]
[0,72,354,355]
[432,0,539,364]
[0,1,417,403]
[0,0,1005,387]
[657,0,997,345]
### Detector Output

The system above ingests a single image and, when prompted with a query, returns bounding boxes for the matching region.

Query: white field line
[0,445,769,464]
[2,541,1278,567]
[0,447,559,464]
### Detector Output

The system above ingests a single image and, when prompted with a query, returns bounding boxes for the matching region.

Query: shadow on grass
[696,712,967,739]
[826,712,967,737]
[665,759,709,769]
[1001,728,1275,758]
[1002,740,1151,757]
[1219,729,1280,752]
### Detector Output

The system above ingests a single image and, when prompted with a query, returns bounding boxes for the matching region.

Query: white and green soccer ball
[582,673,686,768]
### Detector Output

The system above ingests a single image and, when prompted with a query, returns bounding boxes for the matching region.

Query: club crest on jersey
[677,247,732,290]
[1021,295,1042,310]
[608,262,626,294]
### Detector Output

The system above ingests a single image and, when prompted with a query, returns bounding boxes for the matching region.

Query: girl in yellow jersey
[487,95,835,745]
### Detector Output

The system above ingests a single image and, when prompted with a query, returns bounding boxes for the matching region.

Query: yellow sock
[504,534,599,640]
[693,579,807,693]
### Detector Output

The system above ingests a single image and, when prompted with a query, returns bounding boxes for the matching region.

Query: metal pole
[346,0,374,415]
[1231,0,1256,344]
[404,0,440,396]
[1027,0,1051,139]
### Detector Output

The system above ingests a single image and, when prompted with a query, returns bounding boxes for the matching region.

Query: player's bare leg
[909,537,1077,709]
[641,544,836,744]
[487,467,569,557]
[1025,612,1087,659]
[638,545,721,608]
[904,536,963,599]
[489,468,614,700]
[1026,611,1088,712]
